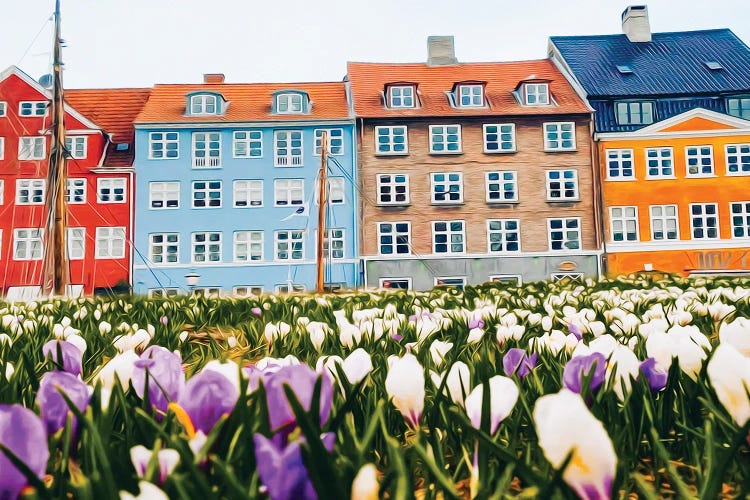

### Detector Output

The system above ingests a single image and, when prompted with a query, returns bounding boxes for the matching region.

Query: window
[66,178,86,204]
[149,132,179,159]
[67,228,85,260]
[606,149,635,179]
[13,229,43,260]
[64,136,87,159]
[149,181,179,209]
[323,228,345,259]
[0,137,4,160]
[610,206,639,242]
[149,288,179,298]
[16,179,45,204]
[376,174,409,205]
[615,101,654,125]
[18,137,45,160]
[543,123,576,151]
[431,173,463,204]
[429,125,461,153]
[150,233,179,264]
[377,222,410,255]
[689,203,719,239]
[275,230,304,260]
[233,180,263,207]
[727,96,750,120]
[730,202,750,238]
[489,275,522,285]
[435,277,466,289]
[95,227,126,259]
[192,180,222,208]
[314,177,345,205]
[193,288,221,298]
[645,147,674,178]
[726,144,750,175]
[548,218,581,251]
[274,130,303,166]
[486,172,518,203]
[685,146,714,176]
[0,180,3,204]
[483,124,515,153]
[379,278,411,290]
[276,93,303,114]
[233,130,263,158]
[375,126,408,155]
[190,94,218,115]
[314,129,344,155]
[19,101,48,116]
[524,83,549,105]
[0,102,6,116]
[233,286,263,297]
[275,284,305,293]
[650,205,679,240]
[551,273,584,283]
[192,232,222,263]
[388,86,415,108]
[546,170,578,201]
[457,84,483,107]
[97,178,126,203]
[433,221,465,254]
[274,179,304,206]
[234,231,263,262]
[192,132,221,168]
[487,219,520,252]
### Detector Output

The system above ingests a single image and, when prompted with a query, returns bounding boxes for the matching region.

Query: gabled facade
[347,37,600,290]
[0,66,141,297]
[132,75,358,296]
[551,7,750,276]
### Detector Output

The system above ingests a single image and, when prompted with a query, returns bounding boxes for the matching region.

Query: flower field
[1,276,750,499]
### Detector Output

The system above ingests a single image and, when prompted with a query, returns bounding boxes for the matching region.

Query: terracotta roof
[346,60,591,118]
[65,88,150,167]
[135,82,350,123]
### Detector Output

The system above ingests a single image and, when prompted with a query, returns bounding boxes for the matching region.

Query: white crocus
[350,463,379,500]
[0,334,12,348]
[429,340,453,367]
[4,362,13,381]
[65,333,88,354]
[385,353,425,427]
[120,481,169,500]
[707,343,750,426]
[466,327,484,344]
[464,375,519,434]
[342,348,373,385]
[534,390,616,500]
[263,322,291,343]
[99,321,112,335]
[431,361,471,407]
[415,316,441,342]
[95,350,140,390]
[608,345,641,401]
[129,445,180,483]
[202,360,241,393]
[719,317,750,357]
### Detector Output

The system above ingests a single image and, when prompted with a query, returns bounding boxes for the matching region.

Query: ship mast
[316,131,327,293]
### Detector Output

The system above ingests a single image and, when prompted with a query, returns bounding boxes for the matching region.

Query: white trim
[644,147,675,179]
[191,131,222,168]
[387,85,416,109]
[607,239,750,253]
[684,145,714,177]
[725,143,750,176]
[233,179,264,208]
[232,130,263,159]
[482,123,516,153]
[374,125,409,156]
[543,121,577,152]
[97,177,127,204]
[135,119,354,129]
[362,250,603,262]
[649,204,680,241]
[149,232,180,265]
[598,128,750,141]
[547,216,582,251]
[148,131,180,160]
[94,226,126,259]
[376,221,411,256]
[434,276,467,287]
[604,148,635,180]
[637,107,750,133]
[430,172,463,204]
[609,206,640,243]
[191,231,223,264]
[428,124,462,154]
[432,220,466,255]
[485,171,519,203]
[730,201,750,239]
[688,202,720,240]
[376,173,410,206]
[545,169,579,201]
[232,285,264,297]
[486,218,521,253]
[133,259,359,270]
[595,108,750,141]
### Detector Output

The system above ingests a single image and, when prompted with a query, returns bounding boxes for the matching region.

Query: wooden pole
[316,131,327,293]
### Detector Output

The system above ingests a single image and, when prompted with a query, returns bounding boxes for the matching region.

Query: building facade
[132,75,359,296]
[551,6,750,276]
[347,37,601,290]
[0,66,136,298]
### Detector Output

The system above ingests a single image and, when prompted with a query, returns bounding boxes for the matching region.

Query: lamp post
[185,270,200,295]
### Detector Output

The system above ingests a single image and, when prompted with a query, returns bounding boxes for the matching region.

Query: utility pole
[316,131,327,293]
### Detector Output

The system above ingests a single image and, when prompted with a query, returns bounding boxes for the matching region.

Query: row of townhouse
[1,6,749,297]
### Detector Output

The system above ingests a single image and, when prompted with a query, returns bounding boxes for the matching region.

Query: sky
[2,0,750,89]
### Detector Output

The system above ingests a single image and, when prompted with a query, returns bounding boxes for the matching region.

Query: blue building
[132,74,359,296]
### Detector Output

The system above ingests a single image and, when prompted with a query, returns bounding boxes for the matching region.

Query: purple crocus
[132,346,185,414]
[37,371,91,435]
[178,371,239,434]
[251,307,262,316]
[639,357,668,393]
[253,432,335,500]
[568,323,583,341]
[42,339,83,376]
[468,317,485,330]
[160,316,169,326]
[263,365,333,433]
[502,348,538,379]
[563,353,607,394]
[0,405,49,499]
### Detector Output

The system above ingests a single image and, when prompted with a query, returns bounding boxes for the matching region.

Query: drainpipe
[589,113,607,277]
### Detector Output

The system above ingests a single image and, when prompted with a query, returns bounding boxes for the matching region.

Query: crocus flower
[429,340,453,367]
[568,322,583,340]
[132,346,185,414]
[385,353,425,427]
[94,349,139,390]
[253,432,335,500]
[263,364,333,432]
[563,352,607,394]
[350,463,379,500]
[42,339,83,376]
[37,370,91,435]
[130,445,180,484]
[502,348,538,379]
[638,357,668,393]
[120,481,169,500]
[707,343,750,426]
[464,375,519,434]
[251,307,262,316]
[719,317,750,357]
[202,360,242,394]
[178,370,238,434]
[430,361,471,407]
[533,390,617,500]
[341,348,373,385]
[0,404,49,499]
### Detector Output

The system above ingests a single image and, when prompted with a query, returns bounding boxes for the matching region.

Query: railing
[275,155,303,167]
[193,156,222,168]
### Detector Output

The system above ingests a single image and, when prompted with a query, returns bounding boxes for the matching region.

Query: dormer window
[387,85,416,108]
[524,83,550,105]
[457,84,484,107]
[186,92,225,116]
[276,93,307,114]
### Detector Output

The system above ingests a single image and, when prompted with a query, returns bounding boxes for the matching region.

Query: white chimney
[622,5,651,43]
[427,36,458,66]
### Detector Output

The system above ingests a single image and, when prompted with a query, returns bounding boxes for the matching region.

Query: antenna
[38,74,54,88]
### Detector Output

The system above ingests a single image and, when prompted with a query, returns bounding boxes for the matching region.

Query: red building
[0,66,147,298]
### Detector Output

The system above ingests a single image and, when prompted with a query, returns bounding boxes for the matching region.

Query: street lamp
[185,270,200,295]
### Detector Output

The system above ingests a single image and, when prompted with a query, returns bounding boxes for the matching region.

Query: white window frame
[193,287,221,298]
[233,231,263,262]
[274,230,305,261]
[431,172,463,204]
[190,94,218,115]
[13,228,43,260]
[233,286,263,297]
[275,284,306,294]
[615,101,654,125]
[66,178,86,204]
[374,126,408,156]
[18,101,48,117]
[378,278,412,290]
[314,129,344,156]
[685,145,714,177]
[609,206,640,242]
[148,132,179,160]
[485,171,518,203]
[148,288,180,298]
[489,275,522,285]
[64,136,87,159]
[149,233,180,265]
[605,149,635,180]
[191,180,222,209]
[487,219,521,253]
[429,125,462,154]
[67,228,85,260]
[0,102,6,116]
[728,96,750,120]
[97,178,127,203]
[483,123,516,153]
[545,169,579,201]
[319,228,345,260]
[689,203,719,240]
[233,180,263,208]
[645,147,674,178]
[457,84,484,107]
[0,137,4,160]
[725,144,750,176]
[649,205,680,241]
[524,83,550,105]
[543,122,576,151]
[274,130,303,166]
[432,220,465,255]
[276,93,304,114]
[377,222,411,256]
[149,181,180,209]
[376,174,409,206]
[0,179,4,204]
[16,179,45,205]
[434,277,467,288]
[191,232,222,263]
[387,86,415,108]
[233,130,263,158]
[192,132,222,168]
[314,177,345,205]
[730,201,750,239]
[18,137,45,160]
[547,217,582,251]
[95,227,126,259]
[274,179,304,206]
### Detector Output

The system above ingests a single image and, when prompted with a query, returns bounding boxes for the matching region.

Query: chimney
[622,5,651,42]
[427,36,458,66]
[203,73,225,84]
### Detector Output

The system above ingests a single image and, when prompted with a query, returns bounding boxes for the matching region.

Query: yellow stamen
[168,402,196,439]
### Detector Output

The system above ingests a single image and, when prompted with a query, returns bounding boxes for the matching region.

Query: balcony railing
[193,156,222,168]
[275,155,303,167]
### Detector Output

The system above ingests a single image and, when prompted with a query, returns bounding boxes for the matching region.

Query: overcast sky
[3,0,750,89]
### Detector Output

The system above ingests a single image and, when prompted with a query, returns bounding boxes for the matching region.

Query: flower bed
[0,276,749,499]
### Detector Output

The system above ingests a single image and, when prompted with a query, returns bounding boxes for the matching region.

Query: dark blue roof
[550,29,750,98]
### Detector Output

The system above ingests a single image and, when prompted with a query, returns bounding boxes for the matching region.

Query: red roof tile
[346,60,591,118]
[135,82,350,123]
[65,88,150,167]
